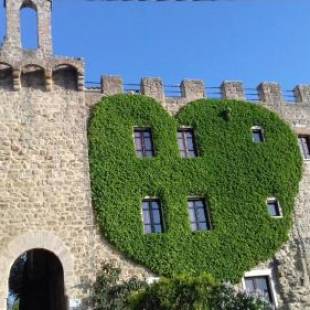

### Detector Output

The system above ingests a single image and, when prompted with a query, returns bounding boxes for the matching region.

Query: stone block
[140,77,165,102]
[180,80,205,100]
[101,76,123,95]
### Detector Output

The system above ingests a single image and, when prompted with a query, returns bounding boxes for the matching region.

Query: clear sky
[4,0,310,90]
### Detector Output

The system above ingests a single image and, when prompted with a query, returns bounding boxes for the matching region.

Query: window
[188,199,211,231]
[244,276,273,304]
[251,126,264,143]
[177,128,197,158]
[267,198,282,217]
[298,135,310,160]
[142,199,164,234]
[134,128,154,158]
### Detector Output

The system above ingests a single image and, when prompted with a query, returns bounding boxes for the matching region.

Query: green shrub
[129,275,271,310]
[94,263,147,310]
[89,94,302,281]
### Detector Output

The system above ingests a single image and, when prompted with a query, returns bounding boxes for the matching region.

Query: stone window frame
[266,197,283,218]
[251,125,265,143]
[242,268,278,308]
[141,197,165,234]
[187,197,212,232]
[177,127,198,158]
[133,127,155,158]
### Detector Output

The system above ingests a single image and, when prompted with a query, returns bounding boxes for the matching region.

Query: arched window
[53,64,79,90]
[0,63,13,89]
[20,2,38,49]
[21,64,45,89]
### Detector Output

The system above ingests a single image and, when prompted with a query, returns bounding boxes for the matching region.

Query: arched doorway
[8,249,67,310]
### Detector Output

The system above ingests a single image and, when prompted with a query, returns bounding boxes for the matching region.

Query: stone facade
[0,0,310,309]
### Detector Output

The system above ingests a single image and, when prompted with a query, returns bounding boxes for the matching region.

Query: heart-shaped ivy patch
[88,94,302,282]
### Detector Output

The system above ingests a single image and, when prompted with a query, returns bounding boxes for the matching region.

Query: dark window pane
[252,129,264,143]
[298,136,310,159]
[267,200,280,217]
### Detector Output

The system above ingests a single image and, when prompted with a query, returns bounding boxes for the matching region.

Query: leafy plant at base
[89,94,302,281]
[94,263,147,310]
[129,275,272,310]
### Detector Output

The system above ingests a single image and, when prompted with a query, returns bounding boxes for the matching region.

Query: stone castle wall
[0,0,310,309]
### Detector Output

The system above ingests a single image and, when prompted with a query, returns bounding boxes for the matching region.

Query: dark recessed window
[134,128,154,158]
[252,127,264,143]
[267,198,281,217]
[188,199,211,231]
[177,128,197,158]
[244,276,273,304]
[142,199,164,234]
[298,135,310,160]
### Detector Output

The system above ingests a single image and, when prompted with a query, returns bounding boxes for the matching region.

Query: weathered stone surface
[1,0,310,309]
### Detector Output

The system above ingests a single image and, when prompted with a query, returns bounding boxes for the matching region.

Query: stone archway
[0,231,74,309]
[9,249,66,310]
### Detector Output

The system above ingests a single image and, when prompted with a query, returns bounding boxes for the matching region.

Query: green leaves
[88,94,302,282]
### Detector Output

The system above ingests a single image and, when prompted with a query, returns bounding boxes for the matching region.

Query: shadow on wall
[0,62,79,91]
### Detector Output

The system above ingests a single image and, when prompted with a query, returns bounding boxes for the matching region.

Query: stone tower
[0,0,95,308]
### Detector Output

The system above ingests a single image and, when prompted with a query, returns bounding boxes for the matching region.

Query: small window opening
[267,198,282,217]
[298,135,310,160]
[134,128,155,158]
[20,6,38,49]
[142,199,164,234]
[178,128,198,158]
[244,276,274,305]
[251,126,264,143]
[188,198,212,231]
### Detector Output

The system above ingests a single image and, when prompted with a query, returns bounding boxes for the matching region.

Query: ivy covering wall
[88,94,302,282]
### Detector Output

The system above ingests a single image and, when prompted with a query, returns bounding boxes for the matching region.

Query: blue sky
[6,0,310,90]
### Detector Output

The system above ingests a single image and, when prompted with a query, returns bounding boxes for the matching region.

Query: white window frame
[266,197,283,218]
[242,268,278,308]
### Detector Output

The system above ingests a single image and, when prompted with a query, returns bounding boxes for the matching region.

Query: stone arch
[0,62,13,89]
[21,64,45,89]
[20,0,37,10]
[0,231,74,307]
[53,64,79,90]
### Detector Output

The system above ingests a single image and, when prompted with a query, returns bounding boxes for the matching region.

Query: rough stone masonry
[0,0,310,309]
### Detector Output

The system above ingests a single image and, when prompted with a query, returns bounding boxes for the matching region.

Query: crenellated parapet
[91,76,310,110]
